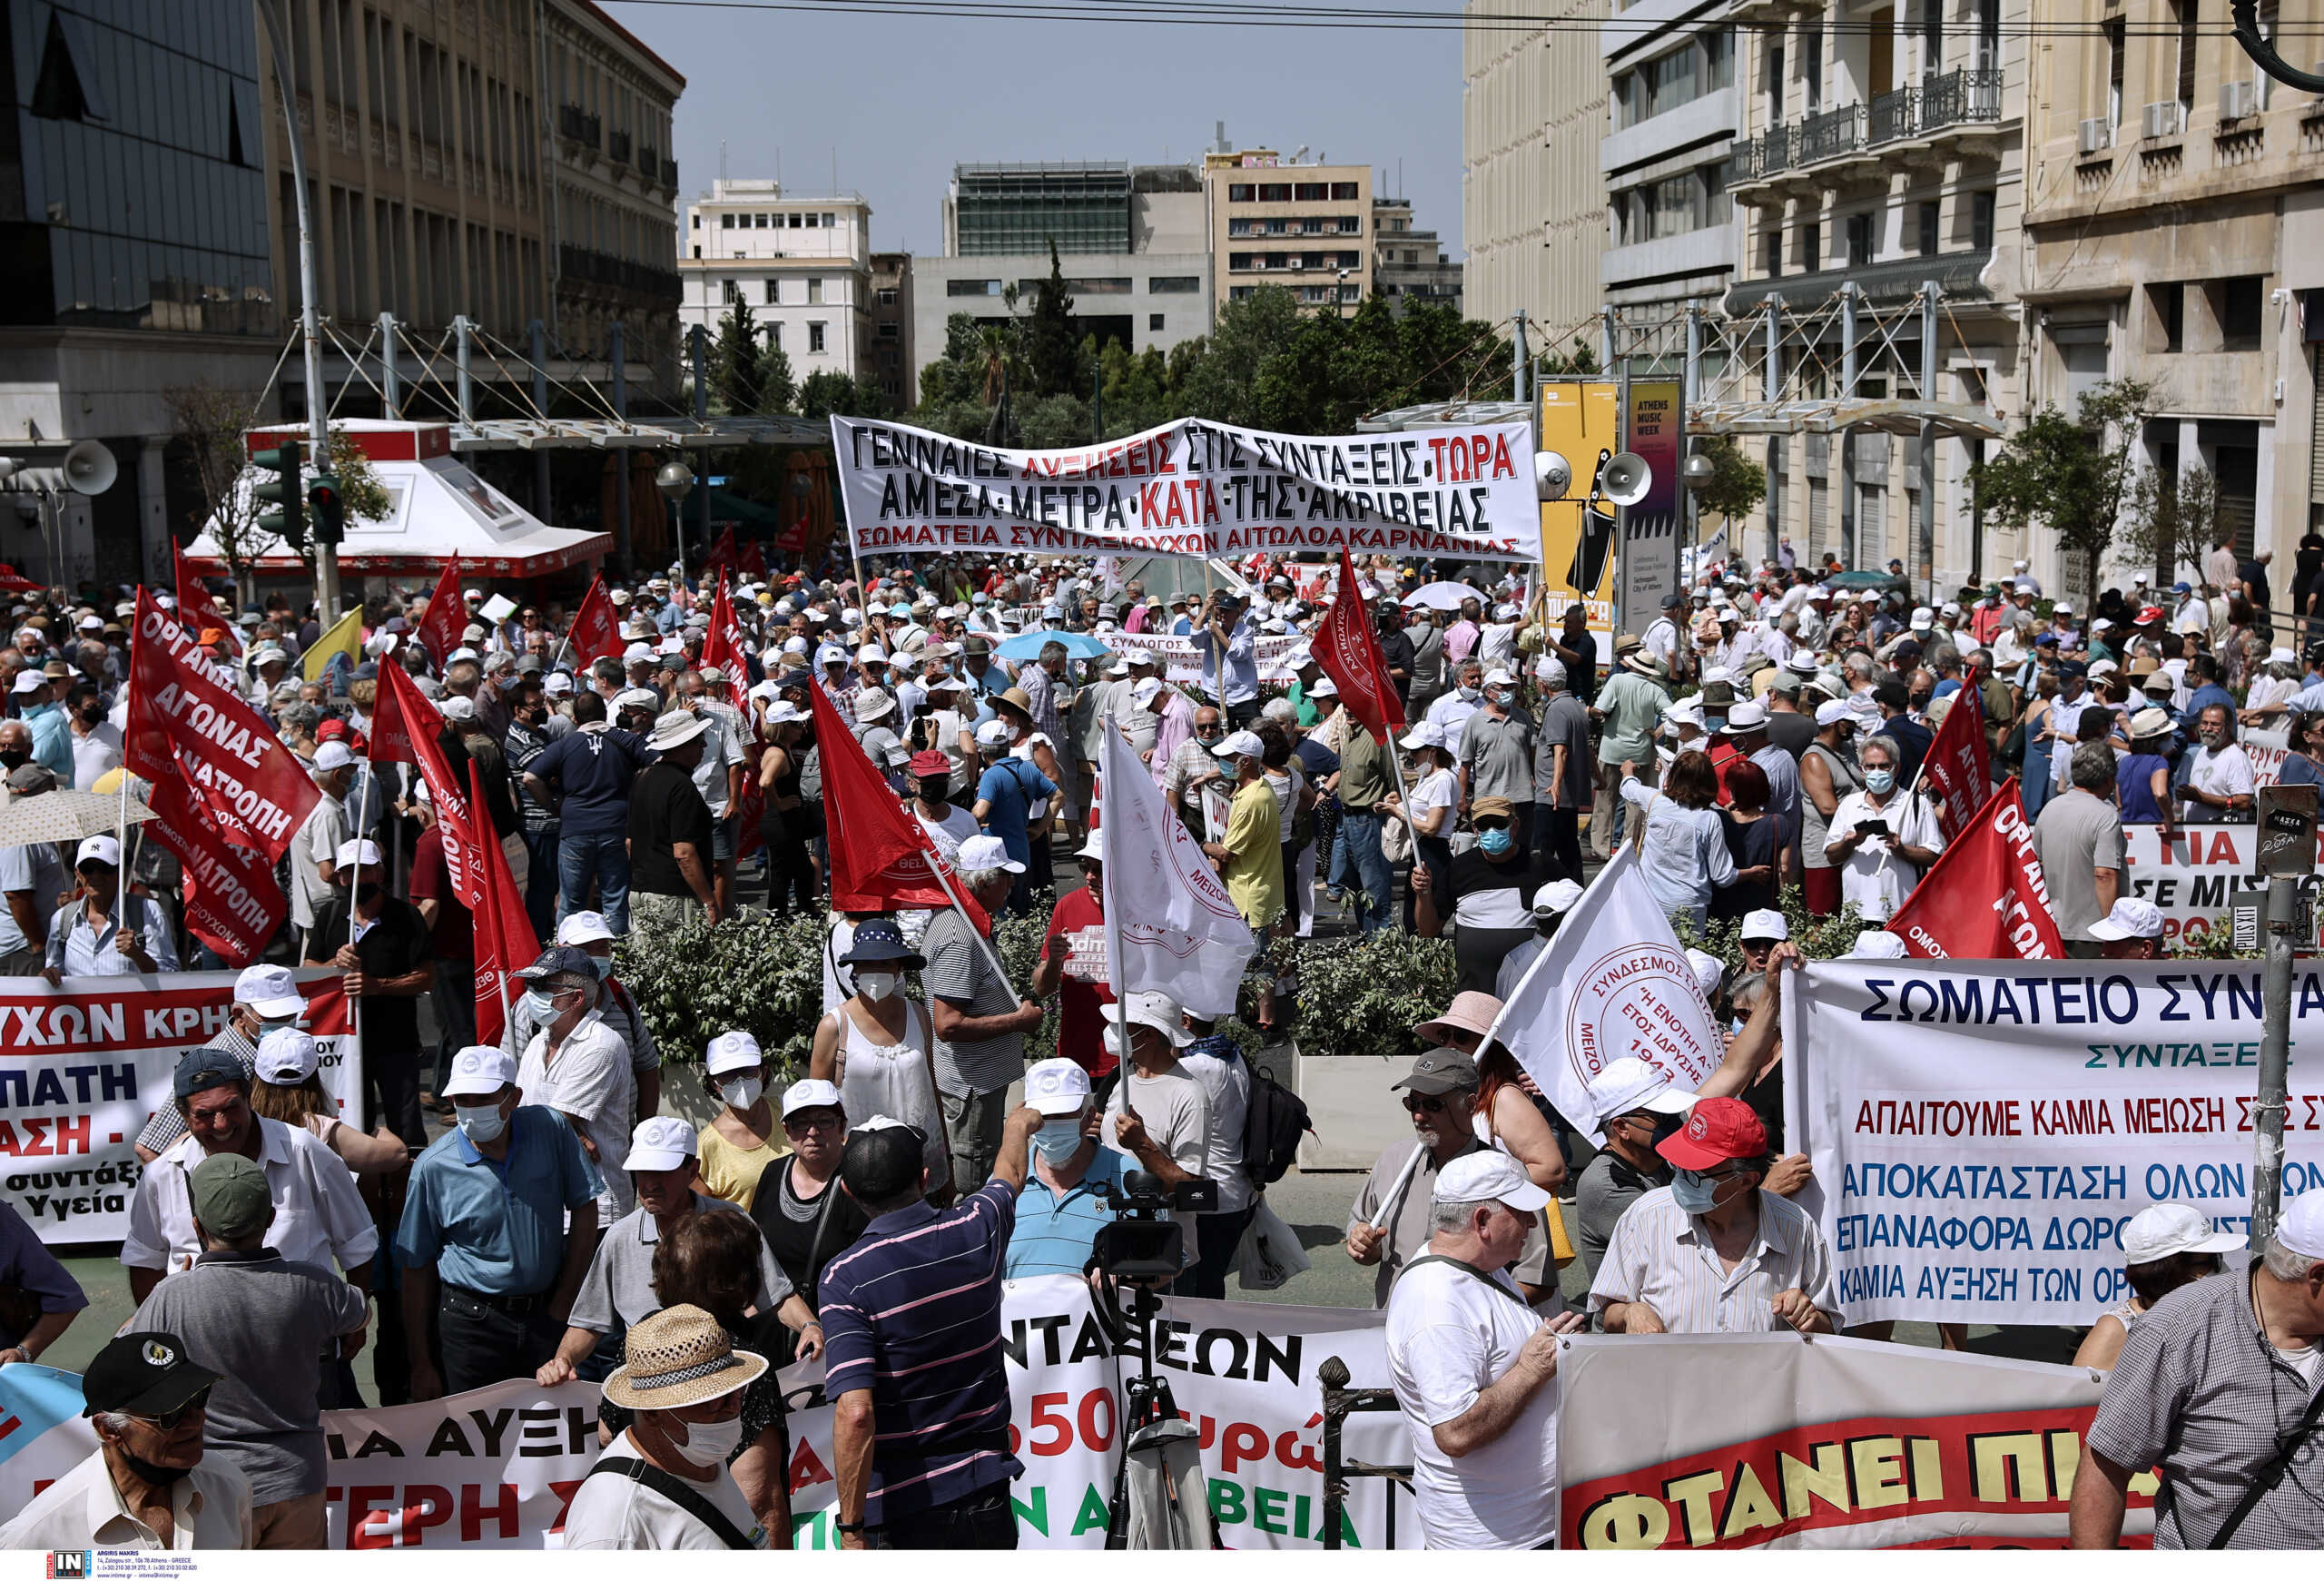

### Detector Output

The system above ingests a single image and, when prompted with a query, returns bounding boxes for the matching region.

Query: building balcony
[557,104,601,150]
[636,143,660,182]
[1728,124,1795,200]
[1796,103,1865,164]
[663,157,679,188]
[609,129,633,163]
[1869,85,1917,146]
[559,242,679,303]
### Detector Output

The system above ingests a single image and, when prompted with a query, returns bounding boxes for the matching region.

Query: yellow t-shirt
[695,1122,787,1210]
[1222,776,1284,931]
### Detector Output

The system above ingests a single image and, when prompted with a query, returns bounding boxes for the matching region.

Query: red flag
[124,588,319,864]
[1921,668,1994,840]
[411,557,467,665]
[370,661,488,909]
[1313,547,1406,743]
[469,759,541,1049]
[143,772,285,965]
[700,572,743,679]
[702,523,739,574]
[172,546,241,657]
[808,674,988,928]
[740,539,769,578]
[1887,782,2068,961]
[567,574,623,668]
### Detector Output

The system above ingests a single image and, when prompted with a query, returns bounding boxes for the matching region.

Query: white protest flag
[1492,844,1725,1146]
[1098,719,1255,1020]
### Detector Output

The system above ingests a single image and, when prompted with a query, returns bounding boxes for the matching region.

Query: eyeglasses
[783,1111,842,1133]
[134,1388,212,1430]
[1402,1094,1448,1115]
[1473,819,1509,833]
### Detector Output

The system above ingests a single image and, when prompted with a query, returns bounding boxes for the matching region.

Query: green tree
[712,299,769,415]
[1970,379,2156,595]
[1024,242,1078,398]
[1692,435,1768,527]
[799,370,883,420]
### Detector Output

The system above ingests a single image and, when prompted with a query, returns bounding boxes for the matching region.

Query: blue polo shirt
[1004,1148,1126,1278]
[393,1106,601,1295]
[524,726,646,837]
[974,756,1055,868]
[816,1181,1024,1524]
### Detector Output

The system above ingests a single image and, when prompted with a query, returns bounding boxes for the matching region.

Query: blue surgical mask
[587,955,614,983]
[522,987,560,1023]
[1033,1120,1085,1163]
[1669,1169,1721,1214]
[1864,769,1896,795]
[1478,827,1514,856]
[455,1102,507,1145]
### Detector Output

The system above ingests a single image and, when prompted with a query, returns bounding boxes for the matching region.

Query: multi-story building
[0,0,281,588]
[1463,0,1610,340]
[1601,4,1738,324]
[543,0,684,386]
[679,179,873,385]
[1203,150,1372,314]
[1373,197,1462,315]
[869,252,914,407]
[1722,0,2023,590]
[2021,0,2321,594]
[911,162,1211,398]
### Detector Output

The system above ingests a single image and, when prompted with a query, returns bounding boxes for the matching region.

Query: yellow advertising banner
[1537,380,1620,647]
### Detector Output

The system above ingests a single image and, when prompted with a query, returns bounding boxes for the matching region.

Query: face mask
[1456,685,1480,702]
[1482,689,1506,709]
[355,882,382,904]
[1669,1168,1728,1215]
[1863,769,1896,795]
[1033,1119,1085,1163]
[919,776,951,802]
[78,705,104,726]
[522,987,561,1023]
[1477,827,1514,856]
[718,1075,763,1110]
[120,1452,193,1487]
[588,954,615,982]
[0,748,25,770]
[455,1102,507,1145]
[854,970,900,1002]
[671,1413,744,1467]
[18,699,54,719]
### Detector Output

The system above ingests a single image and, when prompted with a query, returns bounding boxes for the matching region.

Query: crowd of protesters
[0,524,2319,1550]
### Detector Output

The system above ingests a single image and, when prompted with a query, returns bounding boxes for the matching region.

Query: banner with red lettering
[142,771,285,965]
[412,557,468,665]
[125,588,320,863]
[1886,783,2066,960]
[469,759,540,1050]
[566,574,623,668]
[0,971,357,1242]
[1921,676,1993,840]
[371,662,487,909]
[832,415,1543,563]
[2122,820,2315,951]
[1557,1334,2152,1548]
[1312,546,1405,744]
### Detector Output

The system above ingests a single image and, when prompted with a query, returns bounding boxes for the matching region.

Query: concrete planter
[1291,1043,1413,1171]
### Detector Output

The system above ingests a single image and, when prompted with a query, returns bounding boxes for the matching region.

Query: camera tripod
[1098,1277,1215,1550]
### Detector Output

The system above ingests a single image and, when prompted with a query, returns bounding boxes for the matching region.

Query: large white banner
[2121,820,2320,951]
[1102,628,1308,687]
[1556,1334,2156,1548]
[0,971,360,1242]
[833,416,1543,563]
[1783,959,2323,1326]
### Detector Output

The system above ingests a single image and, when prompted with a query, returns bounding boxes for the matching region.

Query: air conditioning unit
[2221,79,2258,121]
[2077,117,2111,154]
[2142,100,2183,139]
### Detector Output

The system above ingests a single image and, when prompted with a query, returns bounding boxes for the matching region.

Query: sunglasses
[783,1111,842,1133]
[1473,819,1510,833]
[136,1388,212,1429]
[1402,1094,1449,1115]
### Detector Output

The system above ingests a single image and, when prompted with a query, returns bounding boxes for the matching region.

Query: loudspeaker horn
[62,440,116,496]
[1534,450,1572,501]
[1599,450,1651,509]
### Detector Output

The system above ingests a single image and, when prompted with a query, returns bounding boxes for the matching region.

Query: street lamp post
[656,459,694,584]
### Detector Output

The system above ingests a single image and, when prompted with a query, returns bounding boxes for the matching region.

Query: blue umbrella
[994,628,1112,661]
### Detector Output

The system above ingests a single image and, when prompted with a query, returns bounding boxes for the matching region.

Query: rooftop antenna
[1215,119,1226,153]
[719,138,728,183]
[832,146,838,195]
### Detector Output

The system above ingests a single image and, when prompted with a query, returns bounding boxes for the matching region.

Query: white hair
[1261,697,1298,725]
[1428,1196,1496,1235]
[2263,1237,2321,1281]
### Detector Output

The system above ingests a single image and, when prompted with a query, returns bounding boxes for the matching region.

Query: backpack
[1241,1063,1313,1187]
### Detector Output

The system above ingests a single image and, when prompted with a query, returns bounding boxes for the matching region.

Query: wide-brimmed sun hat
[599,1303,767,1411]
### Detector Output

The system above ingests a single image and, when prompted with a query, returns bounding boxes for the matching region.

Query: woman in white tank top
[808,918,950,1195]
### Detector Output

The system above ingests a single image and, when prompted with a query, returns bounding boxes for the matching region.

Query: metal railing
[557,104,600,149]
[1316,1356,1410,1551]
[636,143,658,179]
[1869,85,1918,144]
[1798,103,1866,163]
[1734,122,1795,181]
[1919,66,2004,130]
[557,242,680,300]
[608,129,632,163]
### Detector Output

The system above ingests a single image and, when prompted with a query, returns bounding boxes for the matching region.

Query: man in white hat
[928,835,1044,1194]
[288,741,356,949]
[1383,1151,1586,1549]
[1002,1057,1127,1279]
[38,834,175,982]
[1570,1057,1702,1280]
[1491,879,1583,1002]
[562,1305,772,1548]
[1096,991,1213,1260]
[134,964,312,1161]
[2088,895,2167,960]
[300,840,433,1146]
[629,710,721,938]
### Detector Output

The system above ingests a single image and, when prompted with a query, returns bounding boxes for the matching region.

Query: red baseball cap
[908,749,950,776]
[1657,1096,1768,1171]
[316,718,348,740]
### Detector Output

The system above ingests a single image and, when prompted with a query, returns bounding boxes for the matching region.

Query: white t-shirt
[518,1010,636,1222]
[1102,1062,1212,1254]
[1384,1258,1559,1549]
[2191,742,2256,803]
[1828,790,1945,923]
[1410,766,1457,835]
[1176,1043,1253,1213]
[559,1431,767,1549]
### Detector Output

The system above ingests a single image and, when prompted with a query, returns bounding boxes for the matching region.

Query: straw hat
[599,1304,766,1411]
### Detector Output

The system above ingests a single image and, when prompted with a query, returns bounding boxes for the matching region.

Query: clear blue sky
[602,1,1466,258]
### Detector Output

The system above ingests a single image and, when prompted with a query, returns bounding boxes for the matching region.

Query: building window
[692,245,701,258]
[877,321,899,340]
[822,212,835,226]
[1763,228,1782,275]
[1916,200,1940,257]
[764,279,780,304]
[1331,181,1359,199]
[809,321,826,353]
[877,288,898,305]
[723,279,739,303]
[803,212,819,228]
[2172,0,2198,114]
[721,213,735,229]
[2104,17,2125,126]
[691,213,700,229]
[1228,217,1254,236]
[1799,221,1820,272]
[770,321,782,349]
[754,213,769,228]
[1230,252,1255,272]
[1970,191,1995,252]
[2152,282,2184,351]
[1148,275,1201,292]
[788,212,803,228]
[808,278,823,304]
[1265,217,1288,235]
[1259,183,1291,202]
[1846,211,1874,264]
[1229,183,1255,202]
[2219,276,2265,351]
[948,279,1002,296]
[1230,285,1255,300]
[1150,312,1165,331]
[1295,182,1326,201]
[1265,252,1288,270]
[1338,250,1361,269]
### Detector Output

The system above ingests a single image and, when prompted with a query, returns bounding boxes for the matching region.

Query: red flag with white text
[809,674,987,928]
[469,758,540,1048]
[567,574,623,668]
[143,772,285,964]
[1921,669,1994,840]
[1886,781,2067,960]
[411,557,467,666]
[1313,547,1405,744]
[370,660,489,910]
[173,545,241,656]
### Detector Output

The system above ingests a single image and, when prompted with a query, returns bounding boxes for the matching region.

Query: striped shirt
[816,1180,1024,1523]
[1587,1184,1839,1333]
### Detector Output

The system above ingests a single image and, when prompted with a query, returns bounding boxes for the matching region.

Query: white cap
[1132,677,1164,705]
[1308,676,1337,697]
[704,1029,763,1074]
[442,1044,517,1099]
[1532,879,1584,917]
[1848,929,1909,959]
[544,672,575,696]
[1024,1057,1094,1116]
[233,963,307,1019]
[782,1078,844,1119]
[557,910,616,946]
[857,643,887,665]
[2122,1202,2246,1263]
[439,695,478,721]
[1739,907,1789,942]
[1076,829,1105,861]
[974,717,1015,748]
[956,833,1025,874]
[628,1115,697,1172]
[74,835,121,867]
[1104,990,1191,1051]
[1480,667,1514,688]
[311,742,356,772]
[9,670,44,695]
[1400,721,1443,751]
[1432,1150,1551,1212]
[624,642,655,663]
[1587,1056,1700,1123]
[254,1027,320,1084]
[2276,1191,2324,1260]
[333,838,384,868]
[1211,728,1265,760]
[1687,948,1727,999]
[2089,897,2166,942]
[2090,618,2114,633]
[615,687,662,714]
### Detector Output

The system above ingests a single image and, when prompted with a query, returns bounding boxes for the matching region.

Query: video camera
[1092,1170,1218,1282]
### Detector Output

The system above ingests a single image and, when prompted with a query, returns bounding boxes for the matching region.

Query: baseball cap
[909,748,950,776]
[1739,908,1789,943]
[1472,795,1516,822]
[311,741,355,772]
[1587,1056,1700,1124]
[557,910,616,947]
[628,1115,698,1172]
[441,1044,517,1099]
[1132,677,1164,705]
[1687,949,1728,1000]
[81,1331,222,1420]
[172,1045,249,1100]
[333,838,384,869]
[781,1079,844,1121]
[956,833,1025,874]
[2276,1191,2324,1260]
[189,1152,273,1240]
[1211,728,1265,760]
[254,1027,319,1084]
[74,834,120,868]
[234,963,307,1019]
[439,695,478,721]
[1532,879,1583,918]
[704,1030,763,1074]
[1024,1057,1095,1115]
[2089,897,2166,941]
[2121,1202,2246,1264]
[1658,1095,1769,1170]
[1849,929,1909,959]
[1394,1047,1482,1096]
[517,944,598,983]
[1433,1150,1551,1213]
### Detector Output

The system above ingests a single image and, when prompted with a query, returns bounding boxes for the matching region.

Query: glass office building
[950,163,1133,257]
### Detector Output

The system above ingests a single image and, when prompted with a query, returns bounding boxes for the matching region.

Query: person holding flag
[1311,547,1409,934]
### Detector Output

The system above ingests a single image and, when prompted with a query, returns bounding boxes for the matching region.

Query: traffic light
[307,473,345,546]
[252,440,303,548]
